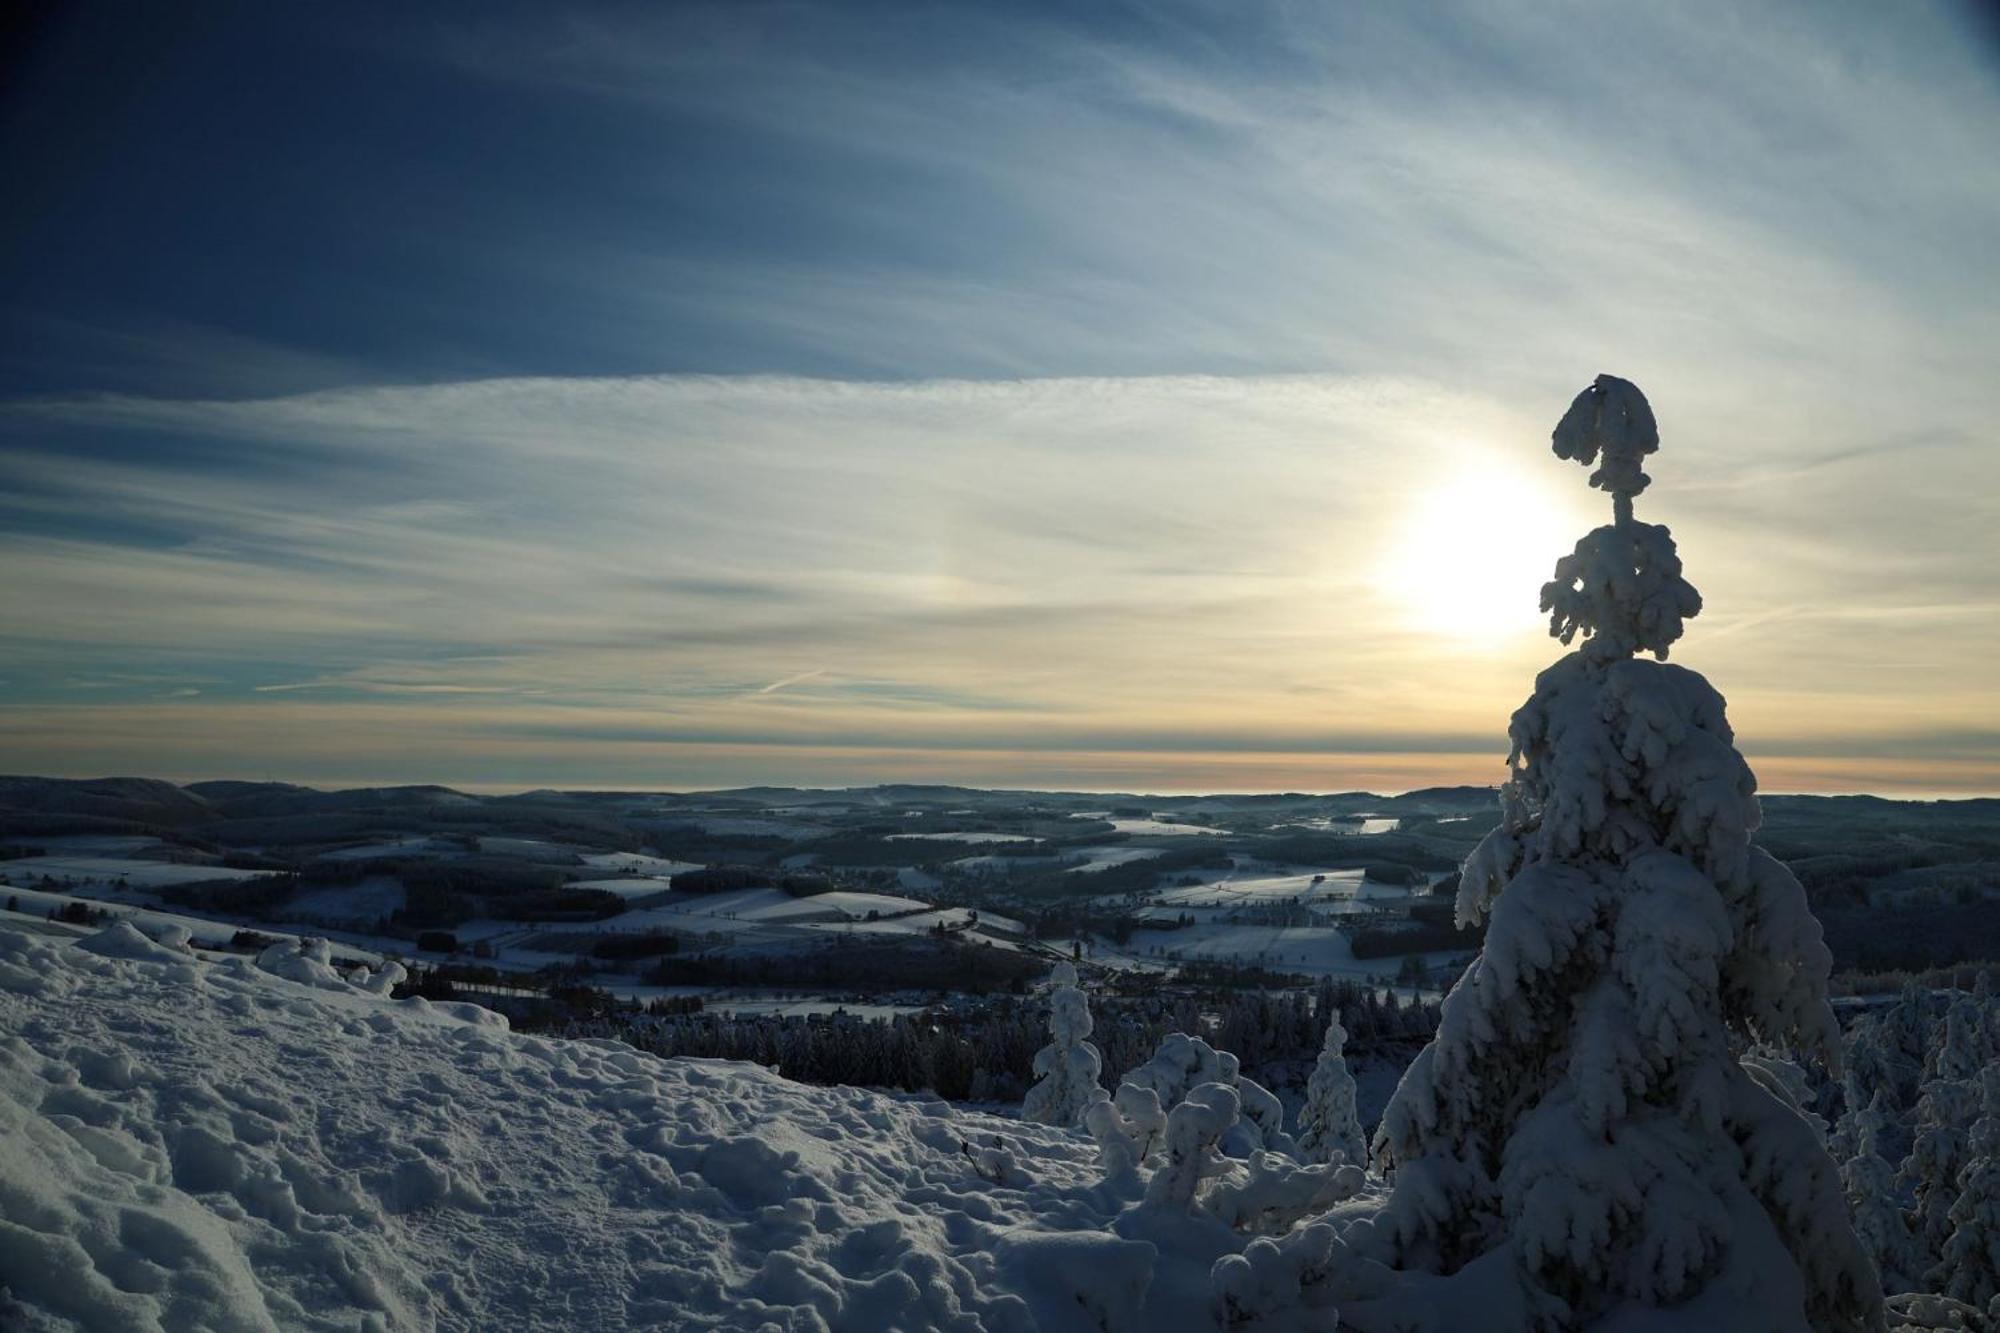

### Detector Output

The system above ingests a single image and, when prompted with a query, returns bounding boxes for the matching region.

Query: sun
[1376,456,1577,644]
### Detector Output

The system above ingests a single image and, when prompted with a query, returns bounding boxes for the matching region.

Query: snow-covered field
[0,855,266,889]
[1151,867,1368,908]
[1105,817,1222,837]
[1064,846,1166,872]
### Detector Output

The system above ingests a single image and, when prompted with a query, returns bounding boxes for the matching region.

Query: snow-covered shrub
[1021,961,1103,1127]
[1884,1291,1981,1331]
[1297,1009,1366,1168]
[1356,377,1882,1330]
[74,920,193,963]
[1121,1030,1287,1155]
[1211,1222,1344,1331]
[1144,1082,1240,1210]
[256,936,360,991]
[349,959,407,997]
[963,1133,1035,1189]
[1087,1080,1168,1173]
[1204,1150,1364,1236]
[1122,1030,1229,1108]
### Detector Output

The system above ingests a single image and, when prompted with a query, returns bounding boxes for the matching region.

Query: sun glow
[1379,457,1580,644]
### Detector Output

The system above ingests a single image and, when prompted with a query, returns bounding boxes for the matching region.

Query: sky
[2,0,1998,796]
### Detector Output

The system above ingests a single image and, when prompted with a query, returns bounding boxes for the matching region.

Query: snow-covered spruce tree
[1924,1000,1987,1084]
[1297,1008,1367,1167]
[1878,983,1937,1106]
[1353,376,1882,1331]
[1901,1077,1981,1255]
[1931,1117,2000,1308]
[1842,1130,1926,1296]
[1845,1150,1925,1297]
[1021,961,1103,1127]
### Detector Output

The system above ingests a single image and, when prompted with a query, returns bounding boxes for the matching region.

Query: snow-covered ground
[0,920,1171,1333]
[888,831,1038,844]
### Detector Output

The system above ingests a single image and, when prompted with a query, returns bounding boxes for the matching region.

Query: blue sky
[3,0,1998,792]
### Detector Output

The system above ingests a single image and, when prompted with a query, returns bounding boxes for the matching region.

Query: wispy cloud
[753,670,826,697]
[0,366,1995,789]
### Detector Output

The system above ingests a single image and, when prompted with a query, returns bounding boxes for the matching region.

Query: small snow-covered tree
[1843,1144,1926,1296]
[1930,1118,2000,1308]
[1350,377,1883,1331]
[1876,984,1937,1105]
[1021,961,1103,1127]
[1902,1078,1981,1254]
[1925,1001,1987,1084]
[1144,1082,1240,1210]
[1297,1009,1367,1167]
[1833,1087,1903,1176]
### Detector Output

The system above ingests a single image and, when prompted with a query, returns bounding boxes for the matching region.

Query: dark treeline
[552,975,1441,1104]
[643,937,1046,993]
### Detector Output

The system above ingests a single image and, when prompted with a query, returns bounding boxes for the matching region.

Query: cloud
[0,365,1995,790]
[752,669,826,697]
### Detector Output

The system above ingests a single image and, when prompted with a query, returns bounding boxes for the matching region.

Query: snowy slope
[0,921,1150,1333]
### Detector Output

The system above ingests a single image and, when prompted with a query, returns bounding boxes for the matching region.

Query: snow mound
[74,919,194,963]
[0,922,1127,1331]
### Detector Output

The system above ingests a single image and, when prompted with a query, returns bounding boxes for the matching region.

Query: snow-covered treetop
[1552,373,1658,513]
[1540,375,1702,660]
